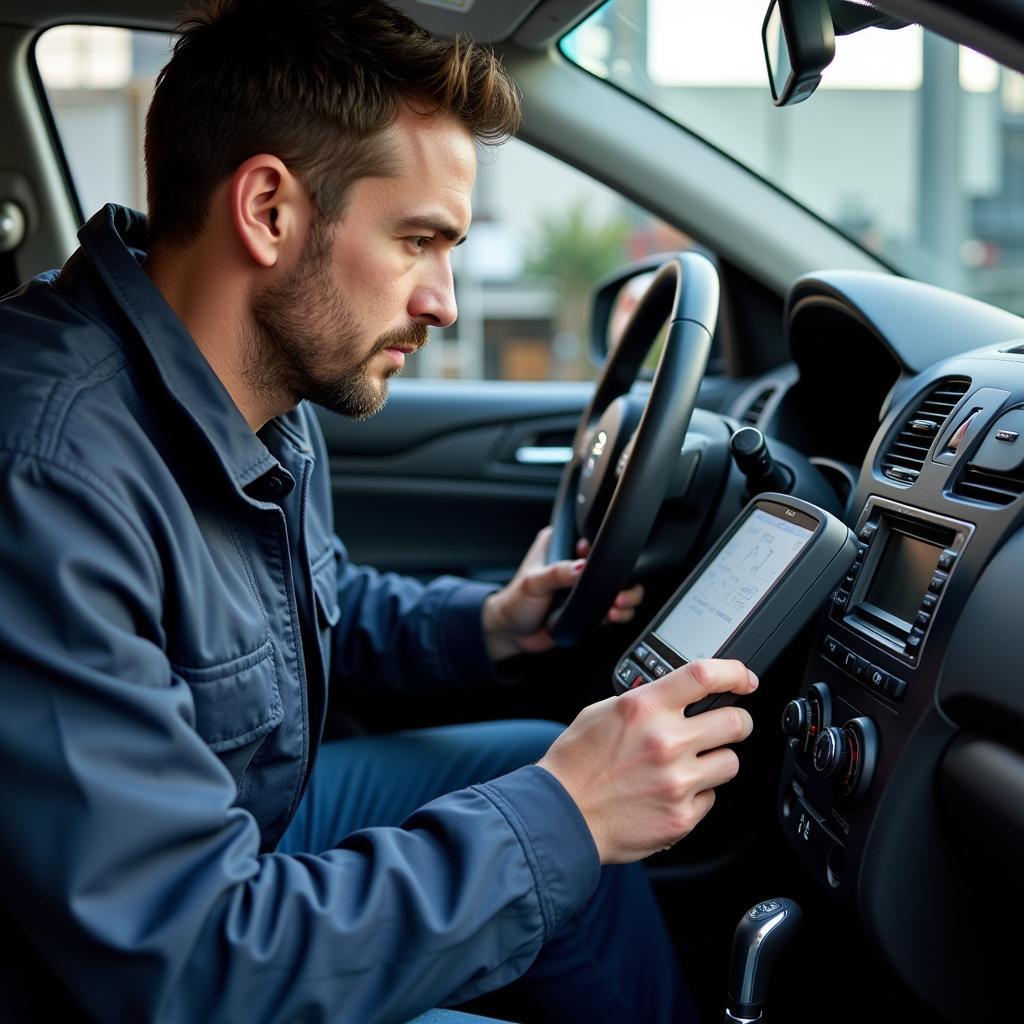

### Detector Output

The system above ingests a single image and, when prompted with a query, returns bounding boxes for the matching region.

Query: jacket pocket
[174,640,283,752]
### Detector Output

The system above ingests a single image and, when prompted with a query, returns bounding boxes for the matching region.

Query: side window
[35,25,695,383]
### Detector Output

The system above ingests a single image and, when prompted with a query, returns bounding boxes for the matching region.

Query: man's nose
[409,266,458,328]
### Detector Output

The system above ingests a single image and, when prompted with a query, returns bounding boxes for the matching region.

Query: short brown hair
[144,0,521,244]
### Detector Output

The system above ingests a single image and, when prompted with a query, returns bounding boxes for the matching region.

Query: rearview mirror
[762,0,835,107]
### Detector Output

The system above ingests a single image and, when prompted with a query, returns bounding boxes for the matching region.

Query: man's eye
[407,236,430,253]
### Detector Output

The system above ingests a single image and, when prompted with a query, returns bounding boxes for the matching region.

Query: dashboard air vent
[741,386,776,426]
[952,405,1024,506]
[880,377,971,485]
[955,466,1024,505]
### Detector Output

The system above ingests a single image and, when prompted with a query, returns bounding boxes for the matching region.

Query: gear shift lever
[724,898,801,1023]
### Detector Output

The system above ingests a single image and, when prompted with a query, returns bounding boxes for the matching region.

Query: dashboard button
[915,610,931,628]
[644,654,663,674]
[652,662,668,678]
[906,632,923,653]
[633,643,650,664]
[823,635,842,660]
[929,571,948,593]
[921,592,938,611]
[629,675,648,689]
[858,524,876,543]
[867,666,887,691]
[886,676,907,700]
[843,650,859,675]
[938,548,957,571]
[833,590,850,610]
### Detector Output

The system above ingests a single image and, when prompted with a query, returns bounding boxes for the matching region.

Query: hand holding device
[538,659,757,864]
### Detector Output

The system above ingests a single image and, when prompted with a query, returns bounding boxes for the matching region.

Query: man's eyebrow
[395,216,468,246]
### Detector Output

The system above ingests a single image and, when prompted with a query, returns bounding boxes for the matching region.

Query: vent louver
[954,465,1024,505]
[880,377,971,485]
[741,386,776,426]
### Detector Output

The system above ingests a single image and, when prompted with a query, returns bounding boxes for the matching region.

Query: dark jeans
[278,720,699,1024]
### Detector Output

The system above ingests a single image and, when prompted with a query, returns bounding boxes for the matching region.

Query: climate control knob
[812,726,850,779]
[781,698,811,738]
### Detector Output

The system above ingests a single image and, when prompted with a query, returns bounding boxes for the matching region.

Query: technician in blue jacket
[0,2,757,1022]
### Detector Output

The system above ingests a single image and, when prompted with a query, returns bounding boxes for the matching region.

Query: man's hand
[537,659,757,863]
[482,526,644,663]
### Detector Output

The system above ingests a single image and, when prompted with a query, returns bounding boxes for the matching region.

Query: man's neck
[144,241,278,432]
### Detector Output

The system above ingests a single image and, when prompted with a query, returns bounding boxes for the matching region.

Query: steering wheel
[546,251,719,646]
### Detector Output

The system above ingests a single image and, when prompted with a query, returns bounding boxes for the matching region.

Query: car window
[35,24,694,383]
[564,0,1024,317]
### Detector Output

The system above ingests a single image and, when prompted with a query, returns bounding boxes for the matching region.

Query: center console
[777,496,974,893]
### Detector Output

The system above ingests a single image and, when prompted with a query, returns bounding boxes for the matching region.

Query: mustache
[371,322,429,357]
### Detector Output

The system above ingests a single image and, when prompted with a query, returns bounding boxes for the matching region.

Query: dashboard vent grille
[954,465,1024,506]
[880,377,971,485]
[741,386,776,426]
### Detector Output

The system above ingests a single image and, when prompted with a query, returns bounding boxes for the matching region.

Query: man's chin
[312,374,391,421]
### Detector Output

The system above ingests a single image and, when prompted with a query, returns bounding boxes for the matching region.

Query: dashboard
[740,270,1024,1022]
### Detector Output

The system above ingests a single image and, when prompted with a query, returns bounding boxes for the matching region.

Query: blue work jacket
[0,205,599,1023]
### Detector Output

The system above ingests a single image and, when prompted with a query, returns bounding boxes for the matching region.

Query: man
[0,1,756,1021]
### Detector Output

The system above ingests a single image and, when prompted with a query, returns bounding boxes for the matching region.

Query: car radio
[613,494,857,715]
[831,496,974,664]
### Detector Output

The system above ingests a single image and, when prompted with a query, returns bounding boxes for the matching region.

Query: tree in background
[526,201,632,379]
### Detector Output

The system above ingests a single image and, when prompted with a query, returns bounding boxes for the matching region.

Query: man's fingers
[612,583,644,610]
[521,557,584,598]
[691,705,754,753]
[648,659,758,711]
[695,746,744,790]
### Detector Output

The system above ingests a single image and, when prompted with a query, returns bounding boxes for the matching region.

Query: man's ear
[229,154,310,269]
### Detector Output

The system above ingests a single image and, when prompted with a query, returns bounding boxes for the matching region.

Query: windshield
[563,0,1024,315]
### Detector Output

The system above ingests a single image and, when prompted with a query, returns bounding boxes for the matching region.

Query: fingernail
[748,670,759,690]
[573,559,586,572]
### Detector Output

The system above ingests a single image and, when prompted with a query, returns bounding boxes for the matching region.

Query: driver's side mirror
[589,254,674,367]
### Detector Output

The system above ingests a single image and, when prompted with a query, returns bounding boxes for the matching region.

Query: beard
[246,219,427,421]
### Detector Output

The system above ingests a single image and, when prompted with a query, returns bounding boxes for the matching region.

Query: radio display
[862,531,940,627]
[652,506,815,663]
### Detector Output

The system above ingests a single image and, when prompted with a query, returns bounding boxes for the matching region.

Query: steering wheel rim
[546,251,720,646]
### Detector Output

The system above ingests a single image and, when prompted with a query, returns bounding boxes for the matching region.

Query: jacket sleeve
[326,538,505,693]
[0,451,600,1024]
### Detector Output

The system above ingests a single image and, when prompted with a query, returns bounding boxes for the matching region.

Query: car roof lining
[0,0,603,44]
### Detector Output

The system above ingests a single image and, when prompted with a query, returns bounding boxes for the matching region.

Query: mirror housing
[762,0,835,107]
[589,254,674,365]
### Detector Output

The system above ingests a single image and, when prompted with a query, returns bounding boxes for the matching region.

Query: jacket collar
[73,204,280,490]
